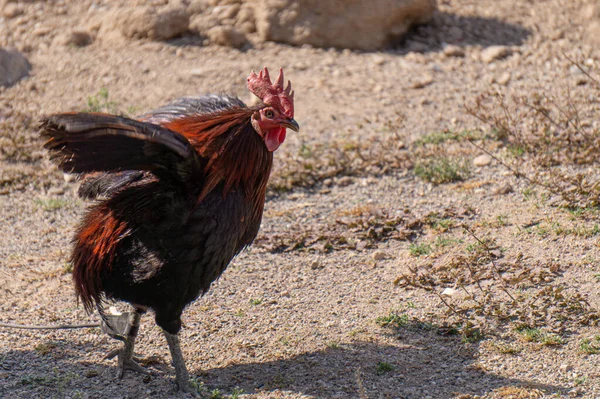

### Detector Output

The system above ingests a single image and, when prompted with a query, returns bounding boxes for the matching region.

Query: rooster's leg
[103,307,150,378]
[163,330,196,396]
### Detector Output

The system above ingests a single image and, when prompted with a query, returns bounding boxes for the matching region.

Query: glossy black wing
[139,94,246,124]
[41,113,202,186]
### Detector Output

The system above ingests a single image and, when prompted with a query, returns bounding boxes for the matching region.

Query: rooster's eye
[264,109,274,119]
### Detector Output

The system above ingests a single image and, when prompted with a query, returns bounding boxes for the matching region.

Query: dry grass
[269,116,411,194]
[466,59,600,209]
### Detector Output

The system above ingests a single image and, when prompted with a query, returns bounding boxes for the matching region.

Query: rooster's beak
[282,118,299,132]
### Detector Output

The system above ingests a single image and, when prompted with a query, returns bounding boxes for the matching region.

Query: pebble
[32,26,52,37]
[337,176,353,187]
[443,44,464,57]
[442,288,458,297]
[48,187,64,195]
[411,75,434,89]
[372,55,386,65]
[65,30,93,47]
[310,260,321,270]
[481,46,512,63]
[496,72,511,85]
[3,3,23,19]
[63,173,77,183]
[372,251,387,261]
[559,363,573,372]
[492,184,513,195]
[473,154,492,167]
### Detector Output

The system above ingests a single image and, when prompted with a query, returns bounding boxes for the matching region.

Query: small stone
[48,187,65,195]
[63,173,77,183]
[575,76,588,86]
[497,72,511,85]
[372,251,387,261]
[280,291,290,298]
[492,184,513,195]
[190,68,204,77]
[3,3,23,19]
[32,26,53,37]
[85,369,99,378]
[473,154,492,167]
[481,46,512,63]
[411,75,433,89]
[356,241,368,251]
[581,3,600,20]
[62,30,94,47]
[559,363,573,372]
[0,49,31,88]
[310,260,321,270]
[442,288,458,297]
[337,176,353,187]
[447,26,463,41]
[443,44,464,57]
[372,55,386,65]
[206,26,247,48]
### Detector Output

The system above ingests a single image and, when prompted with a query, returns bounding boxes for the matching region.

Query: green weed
[414,157,471,184]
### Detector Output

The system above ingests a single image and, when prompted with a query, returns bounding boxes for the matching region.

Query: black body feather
[40,95,271,334]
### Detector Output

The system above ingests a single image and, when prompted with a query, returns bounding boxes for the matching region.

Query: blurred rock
[207,25,247,48]
[251,0,437,50]
[493,184,513,196]
[581,1,600,46]
[56,30,94,47]
[481,45,512,63]
[496,72,511,85]
[3,3,23,19]
[473,154,492,167]
[99,6,189,42]
[442,288,458,297]
[585,20,600,46]
[189,1,253,46]
[443,44,464,57]
[0,48,31,88]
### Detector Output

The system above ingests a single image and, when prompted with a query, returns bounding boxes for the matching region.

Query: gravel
[2,0,600,398]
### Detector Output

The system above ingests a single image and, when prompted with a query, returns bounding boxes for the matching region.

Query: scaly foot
[105,348,150,378]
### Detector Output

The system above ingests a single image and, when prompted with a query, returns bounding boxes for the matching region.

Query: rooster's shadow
[195,329,567,398]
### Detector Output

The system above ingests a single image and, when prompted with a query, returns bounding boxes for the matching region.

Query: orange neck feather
[163,107,273,216]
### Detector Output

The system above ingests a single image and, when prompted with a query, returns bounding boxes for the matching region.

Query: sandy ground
[2,0,600,398]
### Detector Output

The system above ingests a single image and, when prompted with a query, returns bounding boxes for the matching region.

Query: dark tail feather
[78,171,146,200]
[40,113,200,183]
[72,202,130,314]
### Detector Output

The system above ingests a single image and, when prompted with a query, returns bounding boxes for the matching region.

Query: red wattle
[265,128,286,152]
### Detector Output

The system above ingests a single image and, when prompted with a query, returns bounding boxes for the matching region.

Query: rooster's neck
[163,107,273,217]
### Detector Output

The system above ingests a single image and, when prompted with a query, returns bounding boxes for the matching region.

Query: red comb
[247,67,294,118]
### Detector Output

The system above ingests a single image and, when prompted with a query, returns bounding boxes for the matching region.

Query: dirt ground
[3,0,600,398]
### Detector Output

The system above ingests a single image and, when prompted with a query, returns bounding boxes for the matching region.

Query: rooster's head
[247,67,299,152]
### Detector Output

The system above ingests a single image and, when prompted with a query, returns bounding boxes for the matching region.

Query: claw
[107,347,151,379]
[116,356,150,379]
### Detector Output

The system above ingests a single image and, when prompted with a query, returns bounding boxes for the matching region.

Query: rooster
[40,67,298,394]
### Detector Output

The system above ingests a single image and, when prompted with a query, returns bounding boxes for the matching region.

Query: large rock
[188,0,256,43]
[0,49,30,88]
[98,6,189,42]
[250,0,436,50]
[582,2,600,46]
